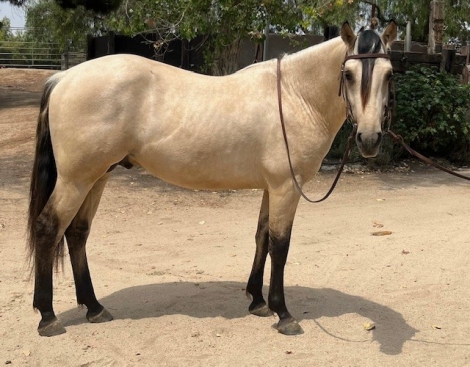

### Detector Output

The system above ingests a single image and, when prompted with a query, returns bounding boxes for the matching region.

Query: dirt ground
[1,68,470,367]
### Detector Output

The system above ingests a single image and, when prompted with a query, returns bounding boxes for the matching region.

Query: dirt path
[1,69,470,366]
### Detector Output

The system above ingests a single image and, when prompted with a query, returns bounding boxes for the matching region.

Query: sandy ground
[1,68,470,367]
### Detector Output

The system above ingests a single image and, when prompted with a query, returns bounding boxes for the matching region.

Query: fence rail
[0,40,85,69]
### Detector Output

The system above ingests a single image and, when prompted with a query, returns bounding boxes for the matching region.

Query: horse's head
[339,21,397,158]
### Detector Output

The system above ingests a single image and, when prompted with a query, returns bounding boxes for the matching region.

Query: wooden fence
[87,33,468,77]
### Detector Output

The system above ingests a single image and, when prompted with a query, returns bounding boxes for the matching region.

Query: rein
[276,56,356,203]
[276,53,470,204]
[386,130,470,181]
[339,53,470,181]
[276,52,392,203]
[276,53,470,203]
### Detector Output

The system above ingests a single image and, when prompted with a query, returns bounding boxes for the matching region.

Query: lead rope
[276,56,356,203]
[386,130,470,181]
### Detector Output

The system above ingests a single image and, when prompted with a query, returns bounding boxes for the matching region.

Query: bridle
[276,51,470,203]
[276,51,395,203]
[338,52,395,131]
[340,53,470,181]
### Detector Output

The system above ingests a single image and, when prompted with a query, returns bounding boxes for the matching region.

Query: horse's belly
[132,149,264,191]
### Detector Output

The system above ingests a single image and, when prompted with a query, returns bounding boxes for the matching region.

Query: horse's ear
[340,21,356,51]
[381,20,398,49]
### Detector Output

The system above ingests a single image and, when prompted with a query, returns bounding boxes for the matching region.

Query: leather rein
[276,52,470,203]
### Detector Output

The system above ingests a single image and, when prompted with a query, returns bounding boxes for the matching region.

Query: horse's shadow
[59,282,416,355]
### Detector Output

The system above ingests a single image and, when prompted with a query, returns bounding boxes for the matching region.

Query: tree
[26,0,108,49]
[1,0,27,5]
[336,1,470,43]
[0,16,13,40]
[23,0,470,74]
[103,0,306,75]
[54,0,123,14]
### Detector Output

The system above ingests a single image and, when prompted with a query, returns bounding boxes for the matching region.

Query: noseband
[338,52,394,130]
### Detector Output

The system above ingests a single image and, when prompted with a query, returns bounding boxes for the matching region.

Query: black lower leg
[246,214,272,316]
[33,212,66,336]
[65,221,112,323]
[268,227,303,335]
[246,192,273,317]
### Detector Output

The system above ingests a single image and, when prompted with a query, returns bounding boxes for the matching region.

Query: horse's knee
[268,228,292,260]
[65,219,90,243]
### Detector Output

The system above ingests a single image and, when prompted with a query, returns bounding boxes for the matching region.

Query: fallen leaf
[285,351,293,355]
[364,322,376,331]
[373,221,384,228]
[402,250,410,255]
[371,231,392,236]
[432,325,442,330]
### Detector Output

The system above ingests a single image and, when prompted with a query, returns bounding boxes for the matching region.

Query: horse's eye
[385,72,393,81]
[345,71,353,81]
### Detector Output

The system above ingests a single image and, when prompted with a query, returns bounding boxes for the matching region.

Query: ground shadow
[0,90,41,109]
[59,282,416,355]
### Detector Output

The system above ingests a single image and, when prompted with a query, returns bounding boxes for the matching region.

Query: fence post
[440,48,455,73]
[428,0,445,54]
[108,31,115,55]
[323,26,339,41]
[86,34,94,60]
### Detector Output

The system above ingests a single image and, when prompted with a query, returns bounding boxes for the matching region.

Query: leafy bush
[392,65,470,163]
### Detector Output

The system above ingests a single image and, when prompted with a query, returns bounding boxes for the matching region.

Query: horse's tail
[27,73,64,270]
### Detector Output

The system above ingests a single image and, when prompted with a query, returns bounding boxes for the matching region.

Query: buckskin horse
[28,21,397,336]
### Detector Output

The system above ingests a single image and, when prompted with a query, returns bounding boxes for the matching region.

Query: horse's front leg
[268,188,303,335]
[246,190,273,317]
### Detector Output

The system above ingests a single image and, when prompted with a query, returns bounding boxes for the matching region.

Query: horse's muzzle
[356,131,383,158]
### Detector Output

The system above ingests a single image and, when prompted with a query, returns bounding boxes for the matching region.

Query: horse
[27,21,397,337]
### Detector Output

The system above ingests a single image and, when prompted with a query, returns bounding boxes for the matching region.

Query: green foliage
[393,65,470,162]
[104,0,307,75]
[0,17,13,40]
[26,0,107,50]
[326,1,470,43]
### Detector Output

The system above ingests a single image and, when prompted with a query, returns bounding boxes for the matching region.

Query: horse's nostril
[356,132,362,143]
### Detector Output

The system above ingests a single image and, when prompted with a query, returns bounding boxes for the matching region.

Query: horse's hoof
[276,318,304,335]
[38,317,66,337]
[249,303,274,317]
[87,307,114,323]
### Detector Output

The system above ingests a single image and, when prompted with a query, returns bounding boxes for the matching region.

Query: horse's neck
[283,38,347,133]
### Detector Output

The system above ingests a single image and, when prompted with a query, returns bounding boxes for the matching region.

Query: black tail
[27,75,64,270]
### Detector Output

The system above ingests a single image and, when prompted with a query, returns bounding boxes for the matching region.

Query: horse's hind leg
[246,190,273,317]
[33,179,93,336]
[64,174,113,324]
